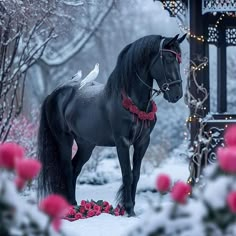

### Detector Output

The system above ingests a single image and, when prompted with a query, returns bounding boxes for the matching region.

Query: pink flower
[227,192,236,213]
[122,97,133,109]
[67,207,76,217]
[87,210,95,217]
[114,208,120,216]
[120,208,125,216]
[217,147,236,173]
[129,105,139,114]
[156,174,171,193]
[151,101,157,113]
[15,159,41,180]
[138,111,148,120]
[52,218,61,232]
[0,143,24,170]
[171,182,191,204]
[75,213,83,219]
[103,205,110,213]
[93,205,101,212]
[80,200,86,206]
[103,201,109,207]
[224,125,236,147]
[85,203,91,211]
[79,206,85,214]
[96,210,101,216]
[14,176,26,191]
[39,194,70,218]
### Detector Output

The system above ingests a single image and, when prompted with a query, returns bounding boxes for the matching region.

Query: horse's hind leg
[71,141,95,205]
[56,134,74,204]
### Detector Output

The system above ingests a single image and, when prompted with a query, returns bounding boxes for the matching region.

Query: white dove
[72,70,82,81]
[79,63,99,89]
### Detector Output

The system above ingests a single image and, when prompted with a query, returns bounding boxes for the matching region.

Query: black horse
[38,34,186,216]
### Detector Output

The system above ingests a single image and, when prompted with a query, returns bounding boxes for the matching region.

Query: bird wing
[72,70,82,81]
[79,65,99,89]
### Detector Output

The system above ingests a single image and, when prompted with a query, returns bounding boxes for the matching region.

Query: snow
[60,149,189,236]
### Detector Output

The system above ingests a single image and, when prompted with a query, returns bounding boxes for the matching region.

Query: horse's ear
[164,34,179,48]
[177,33,187,44]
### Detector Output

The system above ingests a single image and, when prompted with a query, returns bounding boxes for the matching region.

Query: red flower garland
[122,92,157,121]
[63,200,125,221]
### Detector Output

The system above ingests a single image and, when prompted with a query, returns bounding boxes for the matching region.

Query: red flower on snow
[0,142,25,170]
[15,159,42,181]
[217,147,236,173]
[156,174,171,193]
[224,125,236,147]
[171,182,191,204]
[39,194,70,218]
[227,192,236,213]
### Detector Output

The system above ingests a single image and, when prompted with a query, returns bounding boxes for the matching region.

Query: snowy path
[62,158,189,236]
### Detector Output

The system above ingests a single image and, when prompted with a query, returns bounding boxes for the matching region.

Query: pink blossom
[80,200,86,206]
[227,192,236,213]
[79,206,85,214]
[15,159,41,180]
[103,201,109,207]
[103,205,110,213]
[217,147,236,173]
[85,203,91,211]
[87,210,95,217]
[224,125,236,147]
[114,208,120,216]
[39,194,70,218]
[52,218,61,232]
[75,213,83,219]
[93,205,101,212]
[0,143,24,170]
[67,207,76,217]
[171,182,191,204]
[156,174,171,193]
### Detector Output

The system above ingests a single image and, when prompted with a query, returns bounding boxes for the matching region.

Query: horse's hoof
[128,210,136,217]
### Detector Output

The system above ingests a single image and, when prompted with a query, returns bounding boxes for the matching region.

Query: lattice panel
[158,0,186,17]
[226,28,236,45]
[202,0,236,14]
[208,26,219,44]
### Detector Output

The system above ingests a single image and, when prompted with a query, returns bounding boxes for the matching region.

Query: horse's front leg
[131,137,150,207]
[115,138,134,216]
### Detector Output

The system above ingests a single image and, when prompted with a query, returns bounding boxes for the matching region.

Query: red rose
[52,218,61,232]
[103,201,109,207]
[80,200,86,206]
[85,203,91,211]
[87,210,95,217]
[152,101,157,113]
[138,111,147,120]
[0,143,25,170]
[103,205,110,213]
[15,159,41,181]
[14,176,26,191]
[217,147,236,173]
[67,207,76,217]
[75,213,83,219]
[39,194,70,218]
[225,125,236,147]
[122,98,133,109]
[79,206,85,214]
[129,105,139,114]
[114,207,120,216]
[147,112,155,121]
[227,192,236,213]
[171,182,191,204]
[156,174,171,193]
[120,208,125,216]
[96,210,101,216]
[93,205,101,212]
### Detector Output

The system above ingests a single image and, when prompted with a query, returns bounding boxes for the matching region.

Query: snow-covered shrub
[6,114,38,158]
[0,142,70,236]
[129,125,236,236]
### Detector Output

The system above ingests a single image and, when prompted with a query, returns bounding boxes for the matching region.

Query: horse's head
[149,34,186,103]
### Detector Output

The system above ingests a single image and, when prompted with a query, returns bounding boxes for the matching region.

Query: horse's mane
[105,35,163,96]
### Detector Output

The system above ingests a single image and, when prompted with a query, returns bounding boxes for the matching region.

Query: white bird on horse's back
[79,63,99,89]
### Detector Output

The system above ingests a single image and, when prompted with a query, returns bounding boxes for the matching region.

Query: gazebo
[154,0,236,185]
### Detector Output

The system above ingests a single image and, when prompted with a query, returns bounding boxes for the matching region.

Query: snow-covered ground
[62,144,190,236]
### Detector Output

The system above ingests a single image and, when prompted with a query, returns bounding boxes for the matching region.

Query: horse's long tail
[37,97,65,199]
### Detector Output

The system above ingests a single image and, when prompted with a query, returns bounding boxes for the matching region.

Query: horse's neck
[129,73,153,111]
